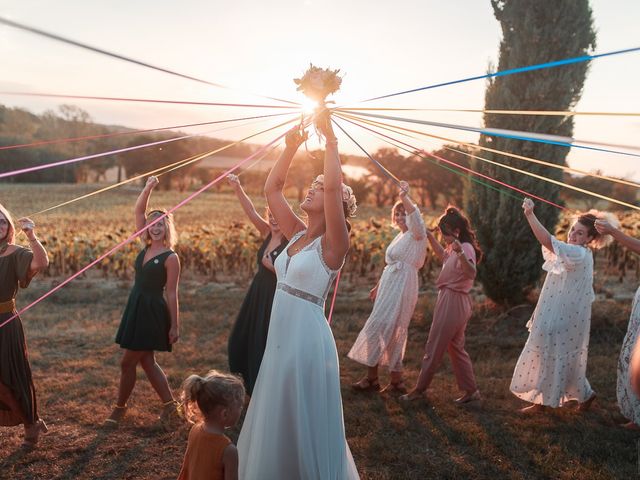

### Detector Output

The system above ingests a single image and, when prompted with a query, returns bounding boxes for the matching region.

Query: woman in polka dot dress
[595,217,640,429]
[510,198,615,414]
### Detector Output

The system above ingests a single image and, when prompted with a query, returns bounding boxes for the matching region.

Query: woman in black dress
[105,176,181,428]
[226,174,287,396]
[0,205,49,449]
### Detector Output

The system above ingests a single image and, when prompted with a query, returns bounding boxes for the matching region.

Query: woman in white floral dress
[510,198,614,414]
[348,181,426,393]
[595,218,640,429]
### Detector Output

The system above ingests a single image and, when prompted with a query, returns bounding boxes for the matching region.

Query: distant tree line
[1,103,636,214]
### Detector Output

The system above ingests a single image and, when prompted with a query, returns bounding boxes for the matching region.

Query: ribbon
[0,128,291,330]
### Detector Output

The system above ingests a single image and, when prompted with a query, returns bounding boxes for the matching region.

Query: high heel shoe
[103,404,127,428]
[21,419,48,450]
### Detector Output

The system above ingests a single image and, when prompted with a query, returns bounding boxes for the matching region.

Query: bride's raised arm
[315,110,349,270]
[264,126,308,240]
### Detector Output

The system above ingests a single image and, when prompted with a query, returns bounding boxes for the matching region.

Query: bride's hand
[314,108,336,142]
[285,125,308,149]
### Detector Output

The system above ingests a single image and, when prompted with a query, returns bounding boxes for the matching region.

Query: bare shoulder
[165,252,180,265]
[223,443,238,463]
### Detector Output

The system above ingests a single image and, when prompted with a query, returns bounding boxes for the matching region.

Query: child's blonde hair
[140,209,177,249]
[181,370,245,422]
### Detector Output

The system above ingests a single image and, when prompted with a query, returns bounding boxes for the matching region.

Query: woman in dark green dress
[0,205,49,449]
[105,176,182,428]
[226,174,287,396]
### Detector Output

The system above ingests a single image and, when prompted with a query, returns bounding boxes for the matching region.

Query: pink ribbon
[1,130,288,329]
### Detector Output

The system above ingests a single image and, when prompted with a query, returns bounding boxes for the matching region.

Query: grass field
[0,184,638,479]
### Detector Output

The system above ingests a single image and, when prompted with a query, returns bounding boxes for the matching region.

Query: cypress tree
[465,0,596,305]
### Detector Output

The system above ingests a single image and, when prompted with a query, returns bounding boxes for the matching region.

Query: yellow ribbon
[337,111,640,190]
[336,112,640,211]
[337,107,640,117]
[28,117,297,217]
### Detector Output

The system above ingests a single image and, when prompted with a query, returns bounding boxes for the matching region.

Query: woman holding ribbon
[0,204,49,449]
[509,199,614,414]
[348,182,427,393]
[237,112,360,479]
[104,176,182,428]
[595,217,640,428]
[401,206,482,404]
[226,173,288,397]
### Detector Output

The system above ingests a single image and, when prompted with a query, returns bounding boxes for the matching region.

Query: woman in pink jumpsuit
[401,206,482,404]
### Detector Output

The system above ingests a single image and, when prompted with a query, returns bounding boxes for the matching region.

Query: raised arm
[264,126,307,240]
[227,174,269,236]
[595,219,640,255]
[165,253,181,344]
[398,181,425,240]
[426,230,445,261]
[522,198,553,251]
[18,217,48,277]
[316,111,349,270]
[135,176,159,232]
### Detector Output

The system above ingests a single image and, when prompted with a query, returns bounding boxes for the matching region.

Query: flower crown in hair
[314,175,357,217]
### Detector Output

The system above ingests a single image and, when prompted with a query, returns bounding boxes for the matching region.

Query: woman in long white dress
[510,198,613,414]
[348,182,426,393]
[594,218,640,429]
[237,113,360,480]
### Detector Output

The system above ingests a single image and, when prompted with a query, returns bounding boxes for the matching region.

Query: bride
[237,111,360,479]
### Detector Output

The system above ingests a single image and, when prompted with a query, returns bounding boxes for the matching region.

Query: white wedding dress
[237,231,360,480]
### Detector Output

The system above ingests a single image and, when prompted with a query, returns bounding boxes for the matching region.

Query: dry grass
[0,184,638,479]
[0,278,637,480]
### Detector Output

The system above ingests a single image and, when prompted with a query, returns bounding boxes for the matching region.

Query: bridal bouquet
[293,64,342,103]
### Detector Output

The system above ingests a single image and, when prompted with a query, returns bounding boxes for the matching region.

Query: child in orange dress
[178,370,245,480]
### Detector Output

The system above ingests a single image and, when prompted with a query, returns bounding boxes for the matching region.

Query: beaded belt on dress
[0,299,16,314]
[277,283,324,307]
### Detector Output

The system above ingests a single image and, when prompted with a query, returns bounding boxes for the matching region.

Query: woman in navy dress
[105,176,181,428]
[226,174,287,396]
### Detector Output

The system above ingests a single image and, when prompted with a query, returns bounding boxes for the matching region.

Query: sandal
[518,404,546,415]
[621,421,640,430]
[380,381,407,394]
[454,390,482,405]
[399,389,426,403]
[159,400,184,431]
[351,377,380,392]
[577,392,597,412]
[21,419,48,450]
[103,404,127,428]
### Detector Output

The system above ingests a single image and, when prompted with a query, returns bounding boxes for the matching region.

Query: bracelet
[326,138,338,145]
[28,238,39,243]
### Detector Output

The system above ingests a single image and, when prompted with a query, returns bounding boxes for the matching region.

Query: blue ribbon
[364,46,640,102]
[348,111,640,158]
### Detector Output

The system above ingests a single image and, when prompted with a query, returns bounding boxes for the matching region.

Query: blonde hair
[390,200,406,227]
[181,370,245,422]
[0,204,15,244]
[140,209,177,249]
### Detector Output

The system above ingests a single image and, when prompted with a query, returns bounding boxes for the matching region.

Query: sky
[0,0,639,180]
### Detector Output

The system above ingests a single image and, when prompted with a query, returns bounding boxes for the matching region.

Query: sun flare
[301,97,319,114]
